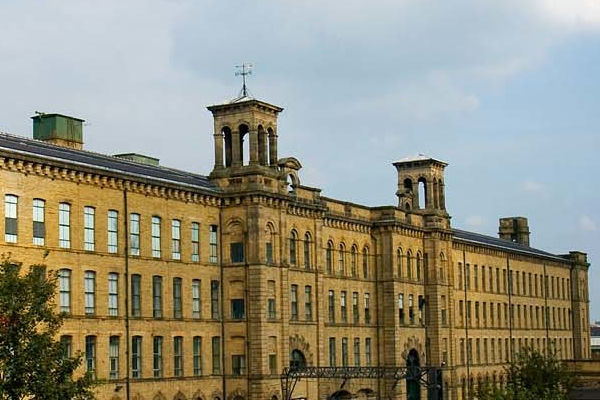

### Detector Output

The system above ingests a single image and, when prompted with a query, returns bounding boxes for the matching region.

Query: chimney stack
[499,217,530,246]
[32,113,84,150]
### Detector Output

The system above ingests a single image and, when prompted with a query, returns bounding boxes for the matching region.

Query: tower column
[412,182,420,209]
[249,129,259,165]
[425,179,433,209]
[232,130,242,167]
[213,132,224,169]
[439,182,446,210]
[269,132,278,166]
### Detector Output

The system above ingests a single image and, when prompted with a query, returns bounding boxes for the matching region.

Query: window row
[324,240,371,279]
[58,270,221,319]
[457,336,573,366]
[3,195,218,262]
[326,290,372,325]
[61,335,223,379]
[456,262,571,300]
[328,337,373,367]
[456,299,572,331]
[394,248,427,282]
[398,293,426,326]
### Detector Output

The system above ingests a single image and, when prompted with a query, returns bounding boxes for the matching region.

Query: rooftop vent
[31,112,84,150]
[113,153,160,166]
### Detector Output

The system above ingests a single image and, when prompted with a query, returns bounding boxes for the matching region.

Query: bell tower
[393,155,448,215]
[207,95,283,183]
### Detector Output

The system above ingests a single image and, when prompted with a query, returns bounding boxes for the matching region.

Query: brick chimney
[498,217,530,246]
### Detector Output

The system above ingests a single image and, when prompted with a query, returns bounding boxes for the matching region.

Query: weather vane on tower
[235,63,253,97]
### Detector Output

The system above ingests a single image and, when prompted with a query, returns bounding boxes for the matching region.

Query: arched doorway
[290,349,306,369]
[406,349,421,400]
[329,390,353,400]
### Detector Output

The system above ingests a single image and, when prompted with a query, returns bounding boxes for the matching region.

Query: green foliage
[0,258,95,400]
[477,347,573,400]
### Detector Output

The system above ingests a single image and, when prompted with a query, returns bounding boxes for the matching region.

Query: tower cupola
[393,155,448,213]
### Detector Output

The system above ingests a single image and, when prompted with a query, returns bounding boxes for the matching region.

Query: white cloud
[537,0,600,29]
[579,215,597,231]
[521,180,545,193]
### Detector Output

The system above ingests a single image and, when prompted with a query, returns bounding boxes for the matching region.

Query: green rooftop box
[31,113,84,145]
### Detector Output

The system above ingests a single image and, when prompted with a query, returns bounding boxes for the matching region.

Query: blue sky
[1,1,599,318]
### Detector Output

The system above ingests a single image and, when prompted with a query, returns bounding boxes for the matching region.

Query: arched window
[362,247,369,279]
[416,252,422,281]
[222,127,232,167]
[290,349,306,369]
[338,243,346,275]
[303,232,311,269]
[239,124,250,166]
[326,241,333,274]
[439,252,446,282]
[350,246,357,277]
[397,248,403,278]
[406,250,413,279]
[289,230,297,266]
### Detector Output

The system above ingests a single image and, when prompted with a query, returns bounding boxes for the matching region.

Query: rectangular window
[83,206,95,251]
[341,291,347,323]
[59,269,71,313]
[130,213,140,256]
[152,216,161,258]
[230,242,244,263]
[232,355,246,376]
[192,279,201,319]
[108,273,118,316]
[107,210,118,253]
[173,277,183,319]
[171,219,181,260]
[212,336,221,374]
[193,336,202,376]
[131,274,141,317]
[109,336,119,379]
[266,241,273,264]
[441,295,447,325]
[354,337,360,366]
[153,276,163,318]
[364,293,371,324]
[32,199,45,245]
[341,337,348,366]
[269,354,277,375]
[59,203,70,248]
[174,336,183,377]
[153,336,163,378]
[4,195,17,243]
[409,294,414,324]
[290,285,298,320]
[329,337,336,367]
[365,338,372,366]
[268,298,276,319]
[328,290,335,323]
[85,336,96,378]
[305,285,312,321]
[228,298,244,321]
[398,293,405,324]
[211,280,220,319]
[84,271,95,315]
[352,292,359,324]
[132,336,142,378]
[60,335,72,359]
[191,222,200,262]
[209,225,218,263]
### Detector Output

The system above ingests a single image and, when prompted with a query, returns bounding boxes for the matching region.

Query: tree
[0,258,95,399]
[477,347,574,400]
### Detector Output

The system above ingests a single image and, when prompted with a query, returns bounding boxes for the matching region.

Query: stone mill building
[0,91,591,400]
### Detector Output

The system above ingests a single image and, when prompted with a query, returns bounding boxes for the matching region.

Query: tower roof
[393,154,447,168]
[207,95,284,114]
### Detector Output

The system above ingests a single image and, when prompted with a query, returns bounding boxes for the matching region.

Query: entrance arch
[329,390,353,400]
[290,349,306,369]
[406,349,421,400]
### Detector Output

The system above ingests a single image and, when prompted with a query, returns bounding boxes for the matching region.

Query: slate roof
[453,228,567,262]
[0,132,218,193]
